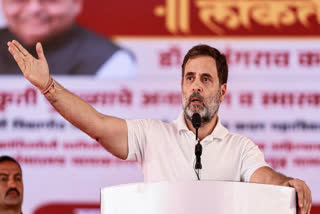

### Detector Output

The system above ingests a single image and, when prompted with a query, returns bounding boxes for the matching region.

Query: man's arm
[250,166,312,214]
[7,40,129,160]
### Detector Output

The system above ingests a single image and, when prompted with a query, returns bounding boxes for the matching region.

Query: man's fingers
[290,181,305,213]
[293,184,304,208]
[8,41,24,58]
[307,203,311,214]
[305,193,309,214]
[12,40,29,56]
[12,52,26,73]
[280,176,311,214]
[8,42,26,72]
[289,179,312,214]
[298,191,305,214]
[302,182,311,214]
[303,189,308,213]
[307,189,312,214]
[36,42,46,61]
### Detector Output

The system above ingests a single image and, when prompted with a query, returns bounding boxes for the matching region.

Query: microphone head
[191,113,201,129]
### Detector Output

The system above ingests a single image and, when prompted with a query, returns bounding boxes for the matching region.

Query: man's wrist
[41,76,56,95]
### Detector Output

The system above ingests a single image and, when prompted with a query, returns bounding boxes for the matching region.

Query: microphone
[192,113,202,171]
[192,113,201,130]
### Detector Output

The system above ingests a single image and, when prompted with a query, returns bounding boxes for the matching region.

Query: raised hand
[7,40,50,91]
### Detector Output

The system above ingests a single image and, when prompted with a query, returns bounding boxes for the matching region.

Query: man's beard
[182,87,221,124]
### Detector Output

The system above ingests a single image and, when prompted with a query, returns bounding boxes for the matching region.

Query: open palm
[8,40,50,90]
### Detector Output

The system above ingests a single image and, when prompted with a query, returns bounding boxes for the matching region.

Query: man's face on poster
[0,161,23,209]
[2,0,83,46]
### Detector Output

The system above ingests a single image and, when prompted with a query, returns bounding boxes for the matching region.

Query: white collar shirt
[126,112,269,182]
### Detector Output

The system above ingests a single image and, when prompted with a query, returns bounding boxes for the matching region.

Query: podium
[101,181,296,214]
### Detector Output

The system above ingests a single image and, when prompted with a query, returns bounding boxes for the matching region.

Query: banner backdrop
[0,0,319,213]
[1,39,320,212]
[77,0,320,36]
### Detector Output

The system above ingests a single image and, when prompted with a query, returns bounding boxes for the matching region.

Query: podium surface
[101,181,296,214]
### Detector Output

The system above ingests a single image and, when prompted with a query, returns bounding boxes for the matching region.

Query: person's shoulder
[74,24,120,49]
[127,118,174,130]
[0,27,13,39]
[128,118,168,125]
[73,24,135,61]
[147,118,180,135]
[224,131,255,146]
[0,27,9,34]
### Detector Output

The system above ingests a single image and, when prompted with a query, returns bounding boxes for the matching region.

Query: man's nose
[192,79,203,93]
[8,178,17,188]
[26,0,42,13]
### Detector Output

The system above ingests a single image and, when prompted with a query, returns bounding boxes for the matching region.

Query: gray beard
[182,88,221,125]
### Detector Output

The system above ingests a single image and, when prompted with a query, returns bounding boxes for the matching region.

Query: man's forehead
[0,161,22,174]
[184,56,217,74]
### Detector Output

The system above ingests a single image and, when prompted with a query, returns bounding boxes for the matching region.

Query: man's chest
[143,135,242,181]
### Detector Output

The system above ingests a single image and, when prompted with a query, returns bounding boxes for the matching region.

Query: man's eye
[187,76,193,80]
[0,176,8,182]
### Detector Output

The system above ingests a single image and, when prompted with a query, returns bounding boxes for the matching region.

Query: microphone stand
[194,129,202,169]
[195,128,202,178]
[192,113,202,180]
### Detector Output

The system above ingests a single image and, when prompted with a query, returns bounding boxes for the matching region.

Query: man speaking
[7,40,312,214]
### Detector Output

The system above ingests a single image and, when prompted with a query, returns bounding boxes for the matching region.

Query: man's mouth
[190,97,202,104]
[6,189,20,197]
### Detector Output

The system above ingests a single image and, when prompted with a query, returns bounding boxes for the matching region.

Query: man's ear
[219,84,227,103]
